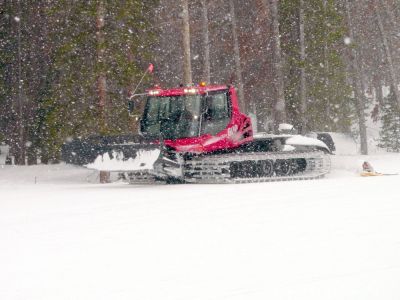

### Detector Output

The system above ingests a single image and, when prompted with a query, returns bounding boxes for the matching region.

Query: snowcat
[61,83,331,183]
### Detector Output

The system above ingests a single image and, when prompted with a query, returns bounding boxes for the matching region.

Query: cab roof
[147,85,229,97]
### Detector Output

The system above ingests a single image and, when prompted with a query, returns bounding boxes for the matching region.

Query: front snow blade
[61,134,156,166]
[86,148,161,172]
[61,135,184,180]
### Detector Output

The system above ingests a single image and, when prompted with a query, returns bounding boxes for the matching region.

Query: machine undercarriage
[122,151,330,184]
[73,136,331,184]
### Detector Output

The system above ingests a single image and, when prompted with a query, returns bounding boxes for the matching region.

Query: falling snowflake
[344,37,351,45]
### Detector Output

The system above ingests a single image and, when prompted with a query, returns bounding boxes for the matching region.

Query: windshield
[140,91,231,139]
[141,95,202,139]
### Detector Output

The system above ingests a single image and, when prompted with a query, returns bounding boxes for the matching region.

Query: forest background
[1,0,399,164]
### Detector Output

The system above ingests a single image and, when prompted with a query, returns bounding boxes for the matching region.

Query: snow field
[1,135,400,300]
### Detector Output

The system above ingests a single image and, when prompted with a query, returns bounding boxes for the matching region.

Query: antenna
[131,63,154,96]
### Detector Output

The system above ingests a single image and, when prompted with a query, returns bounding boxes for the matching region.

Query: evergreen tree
[379,86,400,152]
[306,0,354,133]
[34,0,157,161]
[0,1,41,164]
[0,6,10,143]
[280,0,353,133]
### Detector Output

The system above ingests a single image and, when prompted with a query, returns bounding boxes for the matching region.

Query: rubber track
[183,151,331,184]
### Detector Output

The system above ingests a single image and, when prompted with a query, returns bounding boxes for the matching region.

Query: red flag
[147,63,154,73]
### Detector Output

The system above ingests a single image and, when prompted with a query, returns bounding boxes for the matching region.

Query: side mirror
[128,100,135,115]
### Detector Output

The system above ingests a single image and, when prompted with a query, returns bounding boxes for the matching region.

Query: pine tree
[379,86,400,152]
[306,0,353,133]
[270,0,286,130]
[344,0,368,154]
[0,5,10,143]
[280,0,353,133]
[0,1,49,164]
[34,0,157,161]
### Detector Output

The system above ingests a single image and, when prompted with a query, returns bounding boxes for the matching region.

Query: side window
[145,98,160,123]
[202,92,231,135]
[205,93,230,120]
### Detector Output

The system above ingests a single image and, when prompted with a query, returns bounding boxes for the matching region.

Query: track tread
[183,151,331,184]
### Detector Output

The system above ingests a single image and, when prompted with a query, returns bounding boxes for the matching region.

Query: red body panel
[147,85,253,153]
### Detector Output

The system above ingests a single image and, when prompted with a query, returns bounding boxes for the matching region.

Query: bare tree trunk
[374,76,383,106]
[201,0,211,83]
[374,0,400,106]
[96,0,107,133]
[258,0,272,129]
[322,0,330,129]
[99,171,110,184]
[270,0,286,132]
[299,0,307,134]
[345,0,368,155]
[379,0,398,28]
[371,76,383,122]
[260,0,269,11]
[394,0,400,20]
[229,0,245,112]
[181,0,192,85]
[15,0,25,165]
[96,0,110,183]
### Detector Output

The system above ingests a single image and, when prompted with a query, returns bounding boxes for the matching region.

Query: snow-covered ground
[1,134,400,300]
